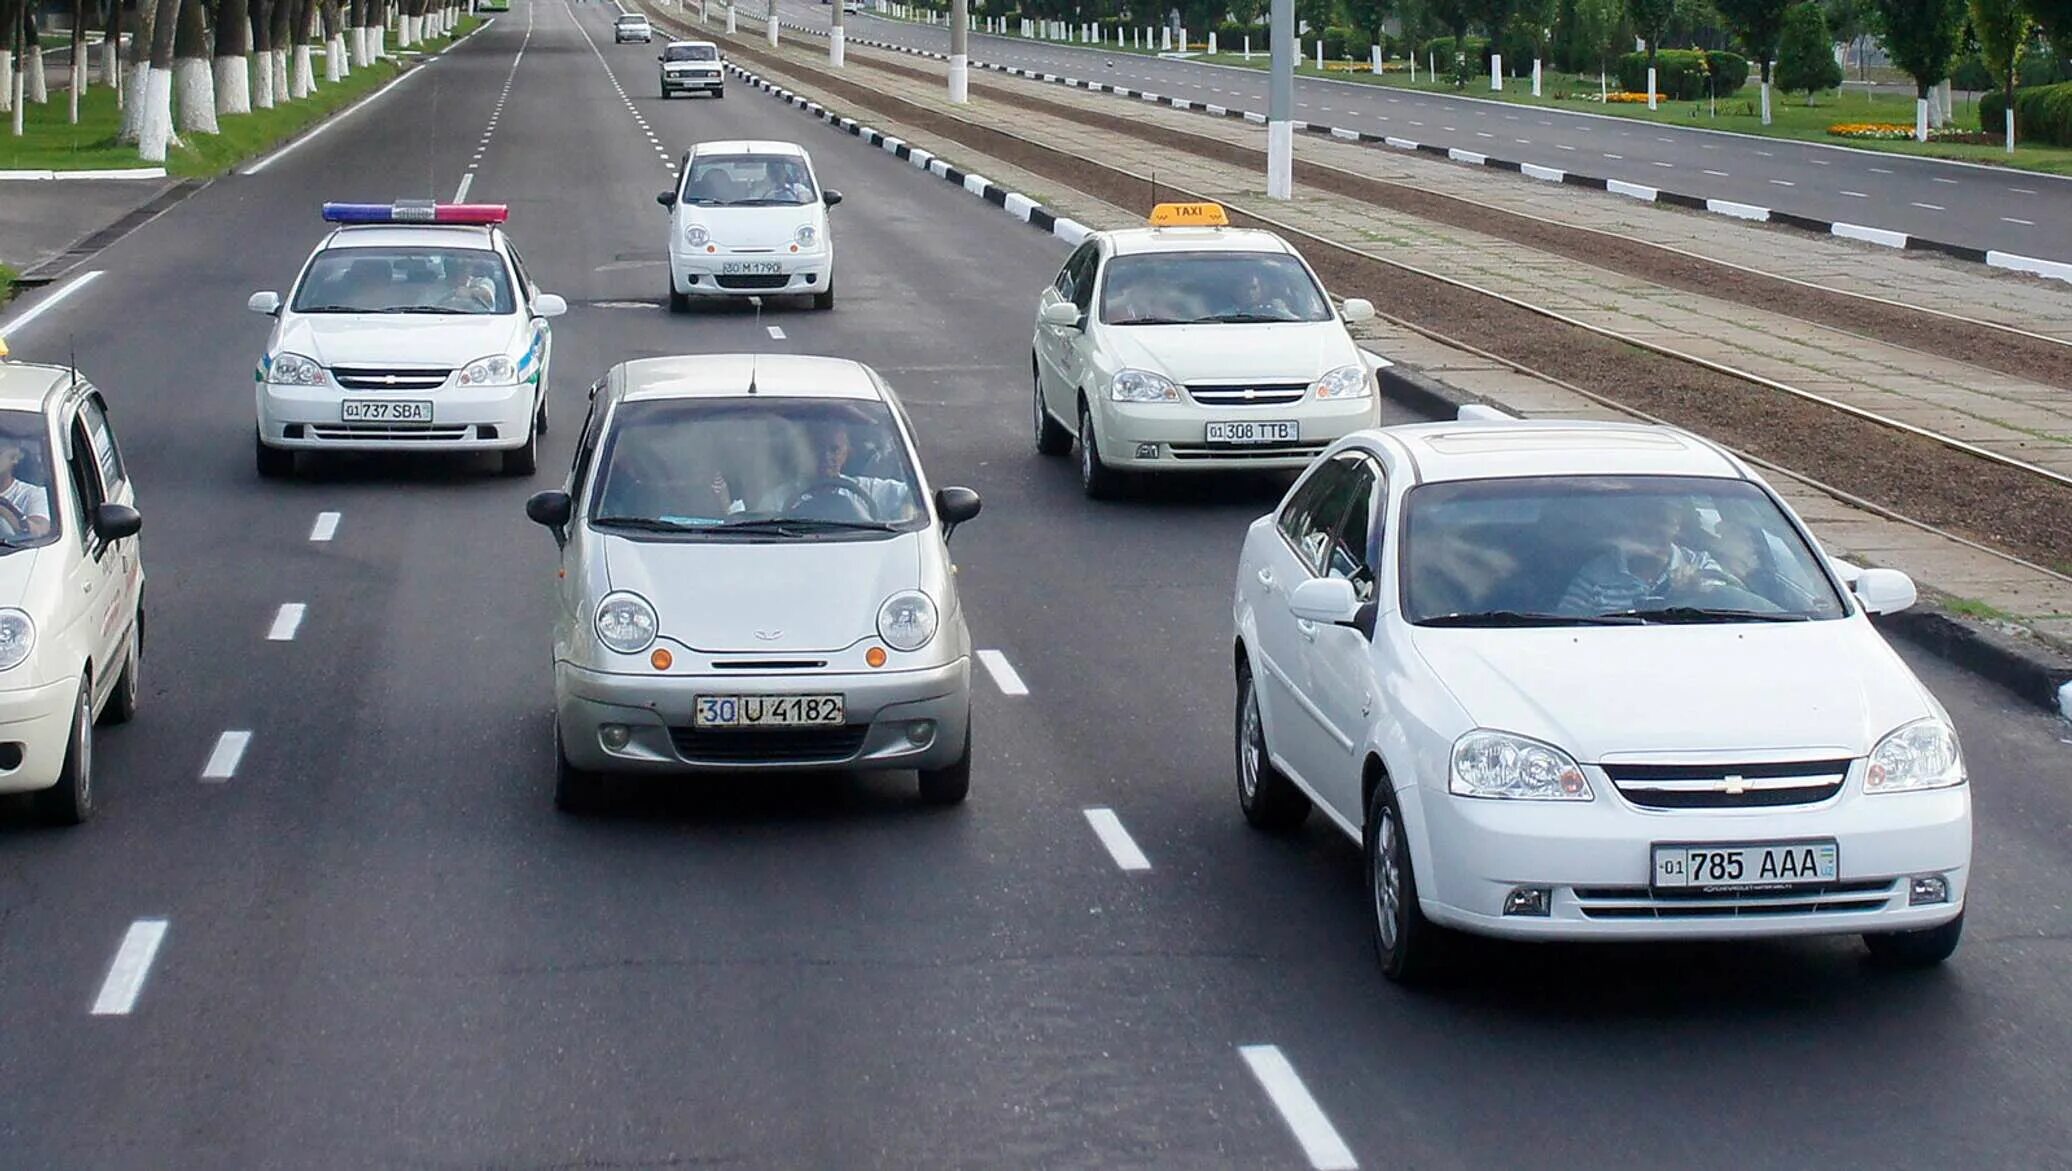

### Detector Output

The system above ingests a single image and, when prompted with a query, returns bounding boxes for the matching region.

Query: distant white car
[614,13,652,42]
[660,140,840,311]
[1032,202,1379,498]
[658,39,724,98]
[0,347,144,825]
[1232,412,1971,982]
[843,1,863,12]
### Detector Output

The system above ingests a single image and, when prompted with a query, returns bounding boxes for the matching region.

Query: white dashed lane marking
[976,649,1028,695]
[1841,190,1868,197]
[267,604,307,642]
[2002,216,2035,225]
[90,919,169,1016]
[1239,1045,1358,1170]
[765,325,785,339]
[1911,202,1945,211]
[1083,807,1152,871]
[202,732,254,782]
[310,511,341,542]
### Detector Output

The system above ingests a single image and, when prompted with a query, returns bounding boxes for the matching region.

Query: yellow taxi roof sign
[1148,202,1228,228]
[0,337,10,361]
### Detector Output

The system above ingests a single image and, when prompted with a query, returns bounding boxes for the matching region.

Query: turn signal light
[865,646,887,668]
[650,648,673,671]
[705,244,717,253]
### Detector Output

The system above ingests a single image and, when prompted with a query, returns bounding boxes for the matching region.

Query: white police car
[247,202,568,478]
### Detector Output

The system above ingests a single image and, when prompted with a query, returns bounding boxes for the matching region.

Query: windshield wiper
[1193,312,1303,324]
[591,515,712,533]
[381,306,471,315]
[717,517,900,535]
[1108,315,1192,326]
[1603,606,1810,624]
[1419,610,1644,627]
[294,304,368,313]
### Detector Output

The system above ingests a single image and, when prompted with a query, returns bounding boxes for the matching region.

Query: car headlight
[267,352,326,386]
[876,590,938,652]
[595,592,659,655]
[457,355,519,386]
[1866,718,1965,793]
[683,223,710,247]
[1110,368,1182,403]
[794,224,818,248]
[1449,730,1592,800]
[1310,364,1372,400]
[0,609,34,672]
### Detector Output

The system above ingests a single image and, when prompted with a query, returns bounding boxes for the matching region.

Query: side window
[1071,250,1101,315]
[1056,241,1098,309]
[1324,459,1381,602]
[1276,459,1349,565]
[568,392,608,495]
[64,417,107,545]
[79,395,127,497]
[504,244,535,302]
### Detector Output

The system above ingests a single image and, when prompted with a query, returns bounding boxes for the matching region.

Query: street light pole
[831,0,844,65]
[766,0,778,46]
[948,0,968,101]
[1267,0,1292,198]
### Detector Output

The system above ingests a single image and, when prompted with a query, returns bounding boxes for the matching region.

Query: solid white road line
[0,270,104,336]
[268,603,307,641]
[310,511,341,541]
[1083,807,1151,871]
[243,65,427,174]
[452,172,475,201]
[766,325,786,339]
[202,731,253,781]
[975,649,1028,695]
[1239,1045,1358,1170]
[91,919,169,1016]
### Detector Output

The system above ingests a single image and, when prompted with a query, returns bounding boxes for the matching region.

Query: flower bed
[1827,122,2000,143]
[1601,91,1666,103]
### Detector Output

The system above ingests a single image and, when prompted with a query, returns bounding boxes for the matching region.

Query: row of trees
[2,0,468,160]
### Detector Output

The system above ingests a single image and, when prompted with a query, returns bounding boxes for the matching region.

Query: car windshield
[0,409,60,550]
[1401,475,1848,625]
[291,246,516,315]
[1099,251,1332,325]
[679,155,817,206]
[664,43,717,60]
[618,16,647,25]
[589,397,926,538]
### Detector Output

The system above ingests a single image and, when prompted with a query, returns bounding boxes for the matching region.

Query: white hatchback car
[660,141,840,312]
[0,348,144,825]
[525,354,981,811]
[1232,413,1971,982]
[1032,203,1377,498]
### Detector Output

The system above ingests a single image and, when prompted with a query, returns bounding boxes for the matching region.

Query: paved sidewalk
[0,179,176,281]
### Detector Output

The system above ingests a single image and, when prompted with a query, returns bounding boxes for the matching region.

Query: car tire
[660,87,672,99]
[1033,362,1072,456]
[918,722,972,805]
[1078,404,1121,500]
[255,432,294,479]
[536,388,550,435]
[102,610,142,726]
[35,679,94,826]
[502,407,540,476]
[1864,912,1964,969]
[1367,779,1442,984]
[714,87,725,98]
[1236,667,1309,832]
[812,278,835,311]
[554,725,607,814]
[668,282,690,314]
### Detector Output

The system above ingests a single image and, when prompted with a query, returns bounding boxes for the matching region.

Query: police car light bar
[321,201,510,225]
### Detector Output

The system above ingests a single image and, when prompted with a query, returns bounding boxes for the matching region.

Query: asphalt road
[2,3,2071,1166]
[772,0,2072,264]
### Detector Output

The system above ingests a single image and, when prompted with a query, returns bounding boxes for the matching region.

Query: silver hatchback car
[526,354,982,811]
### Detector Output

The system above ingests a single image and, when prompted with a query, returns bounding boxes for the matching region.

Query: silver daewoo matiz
[526,354,982,811]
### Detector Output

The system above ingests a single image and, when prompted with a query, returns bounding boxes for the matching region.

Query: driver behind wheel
[764,418,913,520]
[0,438,51,538]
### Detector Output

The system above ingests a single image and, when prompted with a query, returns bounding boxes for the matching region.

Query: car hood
[0,546,41,609]
[680,204,822,251]
[1099,320,1361,385]
[603,531,920,653]
[274,313,523,369]
[1408,620,1933,762]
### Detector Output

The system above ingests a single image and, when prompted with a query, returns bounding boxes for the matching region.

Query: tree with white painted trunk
[249,0,276,106]
[1626,0,1674,105]
[67,0,87,125]
[1967,0,2030,151]
[1871,0,1963,141]
[174,0,218,134]
[139,0,183,162]
[3,0,16,126]
[119,0,160,139]
[103,0,123,104]
[325,0,346,81]
[216,0,253,113]
[289,0,314,98]
[267,0,290,102]
[24,7,46,103]
[1718,0,1789,123]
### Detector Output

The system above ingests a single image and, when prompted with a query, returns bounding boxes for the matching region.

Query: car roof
[0,361,69,412]
[617,11,648,18]
[321,224,500,251]
[1101,226,1295,257]
[665,38,715,46]
[690,140,808,158]
[616,354,885,402]
[1373,419,1749,483]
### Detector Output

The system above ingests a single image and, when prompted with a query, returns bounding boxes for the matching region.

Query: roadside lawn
[0,264,15,309]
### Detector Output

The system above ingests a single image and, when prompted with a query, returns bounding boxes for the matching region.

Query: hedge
[1952,47,2067,92]
[1216,21,1270,48]
[1615,49,1749,99]
[1981,80,2072,145]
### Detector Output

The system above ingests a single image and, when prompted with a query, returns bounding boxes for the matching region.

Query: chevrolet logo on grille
[1243,387,1257,399]
[382,374,401,385]
[1722,774,1747,795]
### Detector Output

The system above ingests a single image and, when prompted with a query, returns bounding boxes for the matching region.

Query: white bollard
[1208,31,1216,55]
[1316,38,1322,70]
[1532,57,1541,96]
[1372,43,1381,72]
[726,3,736,33]
[1161,25,1170,50]
[1178,25,1187,52]
[1491,52,1502,91]
[1244,34,1250,60]
[1647,65,1657,109]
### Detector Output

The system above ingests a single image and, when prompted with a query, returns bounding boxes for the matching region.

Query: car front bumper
[662,70,723,90]
[1409,781,1972,941]
[1092,395,1379,472]
[257,380,536,452]
[668,250,831,298]
[0,677,79,795]
[556,657,970,775]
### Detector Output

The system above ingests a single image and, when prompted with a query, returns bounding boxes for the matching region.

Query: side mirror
[934,485,981,538]
[247,290,282,315]
[526,489,573,530]
[1852,567,1917,616]
[657,53,666,60]
[1040,301,1083,329]
[1288,576,1362,625]
[1340,297,1376,323]
[822,190,843,206]
[533,293,568,318]
[657,190,679,208]
[92,502,142,542]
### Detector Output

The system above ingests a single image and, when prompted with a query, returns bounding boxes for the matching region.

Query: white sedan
[660,141,840,311]
[1232,411,1970,982]
[1032,202,1377,498]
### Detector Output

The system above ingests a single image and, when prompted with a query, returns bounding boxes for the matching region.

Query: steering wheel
[787,479,873,522]
[0,497,28,539]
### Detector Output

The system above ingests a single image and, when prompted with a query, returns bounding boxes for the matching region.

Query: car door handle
[1296,619,1318,641]
[1256,568,1275,591]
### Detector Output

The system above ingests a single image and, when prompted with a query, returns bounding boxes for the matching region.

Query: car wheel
[536,388,550,435]
[1235,667,1309,831]
[1033,361,1072,456]
[918,721,972,805]
[714,87,725,98]
[668,282,690,313]
[554,725,608,814]
[812,278,835,311]
[1367,780,1442,983]
[1864,912,1964,969]
[501,407,540,476]
[255,431,294,479]
[35,679,94,826]
[1078,404,1120,500]
[660,87,672,99]
[102,611,142,726]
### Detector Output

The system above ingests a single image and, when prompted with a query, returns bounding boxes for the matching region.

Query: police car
[1031,203,1379,498]
[247,202,567,478]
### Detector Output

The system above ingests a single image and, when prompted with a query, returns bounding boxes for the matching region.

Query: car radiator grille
[1572,879,1898,920]
[1185,381,1309,407]
[1602,759,1852,810]
[670,725,869,763]
[331,366,450,392]
[715,274,791,290]
[307,423,473,441]
[1168,441,1330,461]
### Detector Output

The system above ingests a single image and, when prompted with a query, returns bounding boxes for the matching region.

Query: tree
[1473,0,1518,78]
[2029,0,2072,66]
[1823,0,1866,76]
[1968,0,2031,147]
[1343,0,1393,54]
[173,0,218,135]
[1427,0,1475,83]
[1777,0,1842,98]
[139,0,182,162]
[1718,0,1790,120]
[1628,0,1676,83]
[1872,0,1964,138]
[1572,0,1628,71]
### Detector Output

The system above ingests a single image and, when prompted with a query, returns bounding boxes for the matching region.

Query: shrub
[1980,79,2072,144]
[1217,20,1270,49]
[1322,25,1375,60]
[1615,48,1749,99]
[1421,34,1489,66]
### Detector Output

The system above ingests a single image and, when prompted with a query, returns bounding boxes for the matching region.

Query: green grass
[0,16,480,178]
[0,263,16,310]
[1944,596,2017,621]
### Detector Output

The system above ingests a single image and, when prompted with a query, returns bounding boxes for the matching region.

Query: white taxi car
[0,342,144,825]
[659,142,840,312]
[658,39,724,98]
[524,353,981,812]
[1032,202,1378,498]
[614,13,652,42]
[1232,411,1970,982]
[248,202,568,478]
